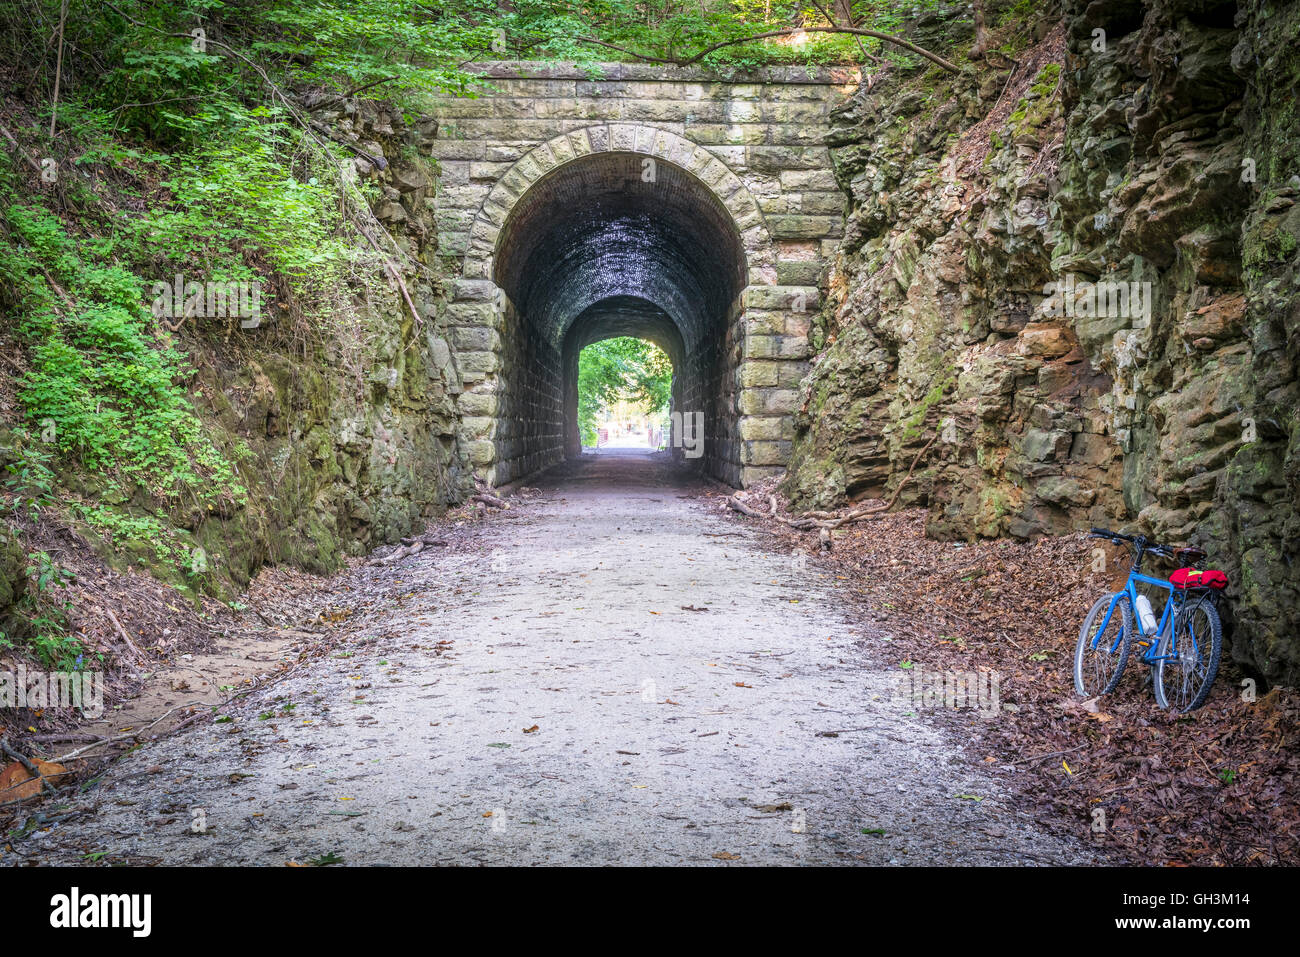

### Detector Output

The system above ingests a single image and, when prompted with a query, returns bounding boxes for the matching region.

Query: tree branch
[807,0,884,67]
[576,25,959,73]
[49,0,68,137]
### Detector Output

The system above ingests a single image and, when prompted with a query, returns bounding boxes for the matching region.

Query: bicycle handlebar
[1089,527,1177,562]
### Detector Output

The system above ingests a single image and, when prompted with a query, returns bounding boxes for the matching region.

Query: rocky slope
[179,100,476,584]
[0,101,473,616]
[783,0,1299,686]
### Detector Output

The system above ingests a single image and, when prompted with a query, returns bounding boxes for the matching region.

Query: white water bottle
[1135,594,1158,634]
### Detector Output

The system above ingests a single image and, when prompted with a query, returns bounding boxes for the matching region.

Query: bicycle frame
[1091,571,1182,663]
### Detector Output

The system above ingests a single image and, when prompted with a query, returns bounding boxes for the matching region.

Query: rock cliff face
[187,101,475,584]
[173,101,476,586]
[0,100,475,604]
[783,0,1300,686]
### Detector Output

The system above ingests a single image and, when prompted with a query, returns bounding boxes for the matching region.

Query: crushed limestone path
[16,452,1100,866]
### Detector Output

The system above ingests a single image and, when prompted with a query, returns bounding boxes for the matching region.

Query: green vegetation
[2,203,246,506]
[577,338,673,447]
[0,550,85,670]
[899,374,955,442]
[1009,62,1061,130]
[0,0,973,668]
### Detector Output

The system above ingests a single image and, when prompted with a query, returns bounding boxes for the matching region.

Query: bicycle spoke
[1075,594,1132,698]
[1161,602,1220,711]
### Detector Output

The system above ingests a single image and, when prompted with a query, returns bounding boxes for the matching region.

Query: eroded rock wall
[195,101,476,584]
[784,1,1300,685]
[84,100,474,592]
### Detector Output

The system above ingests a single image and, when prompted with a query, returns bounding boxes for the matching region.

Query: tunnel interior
[490,152,748,484]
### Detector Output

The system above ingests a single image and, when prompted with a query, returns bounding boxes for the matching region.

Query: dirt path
[13,453,1101,865]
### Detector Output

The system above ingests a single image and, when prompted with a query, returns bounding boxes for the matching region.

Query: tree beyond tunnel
[576,336,672,450]
[487,151,748,484]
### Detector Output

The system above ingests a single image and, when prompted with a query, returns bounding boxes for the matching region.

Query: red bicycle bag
[1170,568,1228,589]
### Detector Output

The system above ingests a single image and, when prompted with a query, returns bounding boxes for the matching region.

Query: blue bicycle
[1073,528,1225,712]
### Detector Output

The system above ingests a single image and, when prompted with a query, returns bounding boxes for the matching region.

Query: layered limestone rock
[189,100,477,583]
[1051,0,1298,686]
[784,1,1300,686]
[785,23,1125,541]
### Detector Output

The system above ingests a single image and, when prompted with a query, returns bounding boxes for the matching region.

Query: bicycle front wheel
[1154,597,1222,712]
[1074,593,1134,698]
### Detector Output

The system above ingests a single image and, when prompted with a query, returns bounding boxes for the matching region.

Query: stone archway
[445,124,818,488]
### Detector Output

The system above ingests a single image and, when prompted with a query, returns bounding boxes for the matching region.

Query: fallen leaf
[0,759,69,800]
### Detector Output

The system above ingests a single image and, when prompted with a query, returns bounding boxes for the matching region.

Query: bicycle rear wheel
[1074,593,1133,697]
[1154,596,1222,712]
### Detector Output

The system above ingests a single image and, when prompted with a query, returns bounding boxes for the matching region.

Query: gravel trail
[16,452,1100,866]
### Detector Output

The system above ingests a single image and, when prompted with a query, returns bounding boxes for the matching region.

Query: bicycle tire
[1154,596,1222,712]
[1074,592,1133,697]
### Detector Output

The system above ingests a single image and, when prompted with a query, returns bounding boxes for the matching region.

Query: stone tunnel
[426,62,855,487]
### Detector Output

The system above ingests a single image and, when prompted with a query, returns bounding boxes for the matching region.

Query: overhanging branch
[576,25,960,73]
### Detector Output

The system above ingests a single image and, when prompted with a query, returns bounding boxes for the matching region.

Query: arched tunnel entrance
[487,151,748,485]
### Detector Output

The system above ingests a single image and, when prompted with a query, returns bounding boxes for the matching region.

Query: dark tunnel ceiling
[493,153,748,351]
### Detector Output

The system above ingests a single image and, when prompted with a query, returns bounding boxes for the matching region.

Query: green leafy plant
[3,429,58,518]
[14,550,82,670]
[2,203,247,508]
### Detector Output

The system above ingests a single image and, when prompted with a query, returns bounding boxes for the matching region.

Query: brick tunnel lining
[490,151,748,483]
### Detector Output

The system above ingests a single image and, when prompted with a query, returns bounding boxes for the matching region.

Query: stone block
[775,260,822,285]
[438,162,471,186]
[747,146,826,173]
[742,285,819,310]
[452,279,498,303]
[779,169,838,190]
[767,215,843,240]
[742,439,793,466]
[457,350,499,378]
[468,161,513,181]
[739,361,781,388]
[451,326,501,351]
[465,440,496,465]
[444,302,496,326]
[429,141,487,161]
[738,415,792,441]
[457,391,499,416]
[798,191,847,215]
